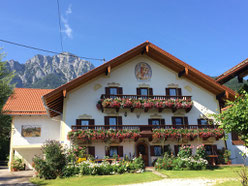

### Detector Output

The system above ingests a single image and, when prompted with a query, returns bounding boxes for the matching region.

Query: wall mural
[21,125,41,137]
[135,62,152,81]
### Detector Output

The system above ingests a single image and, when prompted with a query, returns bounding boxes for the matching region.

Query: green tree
[0,52,15,160]
[214,90,248,147]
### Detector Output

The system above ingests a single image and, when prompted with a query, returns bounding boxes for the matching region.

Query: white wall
[226,133,248,165]
[12,115,61,146]
[62,55,220,145]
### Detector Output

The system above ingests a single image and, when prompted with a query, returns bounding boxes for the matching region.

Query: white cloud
[66,4,72,15]
[61,16,73,39]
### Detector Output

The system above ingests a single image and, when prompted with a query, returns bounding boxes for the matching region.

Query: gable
[43,41,236,117]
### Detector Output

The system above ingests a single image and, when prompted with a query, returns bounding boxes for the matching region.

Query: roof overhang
[43,41,237,117]
[216,58,248,84]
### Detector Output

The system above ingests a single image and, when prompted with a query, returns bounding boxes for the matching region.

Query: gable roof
[2,88,53,115]
[43,41,236,117]
[216,58,248,84]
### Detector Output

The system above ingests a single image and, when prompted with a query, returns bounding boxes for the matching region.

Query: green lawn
[30,172,162,186]
[159,166,243,179]
[214,180,241,186]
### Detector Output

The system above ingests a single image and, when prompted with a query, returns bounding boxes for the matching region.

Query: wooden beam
[216,91,225,100]
[105,66,111,76]
[146,45,149,53]
[63,89,67,98]
[238,75,243,83]
[178,68,186,77]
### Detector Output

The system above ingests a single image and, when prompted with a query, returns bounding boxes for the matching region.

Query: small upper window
[198,119,208,125]
[140,88,148,96]
[81,120,90,126]
[151,119,160,125]
[166,88,182,97]
[109,117,117,126]
[174,117,183,125]
[169,88,177,96]
[109,88,118,95]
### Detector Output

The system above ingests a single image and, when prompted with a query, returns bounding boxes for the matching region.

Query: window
[154,146,162,156]
[76,119,94,129]
[105,87,123,98]
[148,119,165,128]
[169,88,177,96]
[205,145,217,155]
[172,117,188,129]
[109,87,118,95]
[166,88,182,97]
[198,119,208,125]
[140,88,148,96]
[104,116,122,129]
[109,146,118,157]
[137,88,153,97]
[107,146,124,157]
[109,117,117,129]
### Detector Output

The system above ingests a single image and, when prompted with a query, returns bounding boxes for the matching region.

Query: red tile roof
[2,88,53,115]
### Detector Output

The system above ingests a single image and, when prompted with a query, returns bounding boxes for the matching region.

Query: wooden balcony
[71,124,216,130]
[98,94,193,113]
[101,94,192,101]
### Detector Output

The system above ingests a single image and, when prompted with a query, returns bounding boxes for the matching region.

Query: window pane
[169,89,177,96]
[110,147,118,157]
[200,120,208,125]
[109,118,117,125]
[152,120,160,125]
[175,118,183,125]
[81,120,89,126]
[109,88,117,95]
[140,88,148,96]
[205,145,212,155]
[154,146,162,156]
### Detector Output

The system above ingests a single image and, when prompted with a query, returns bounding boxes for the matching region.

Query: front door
[136,143,149,166]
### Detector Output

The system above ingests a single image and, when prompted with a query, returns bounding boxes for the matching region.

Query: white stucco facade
[9,54,235,169]
[62,55,220,143]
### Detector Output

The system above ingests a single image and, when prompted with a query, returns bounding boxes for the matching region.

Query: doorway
[136,142,149,166]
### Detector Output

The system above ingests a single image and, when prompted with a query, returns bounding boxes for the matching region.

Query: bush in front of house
[76,156,144,176]
[33,140,66,179]
[11,157,25,171]
[155,144,208,170]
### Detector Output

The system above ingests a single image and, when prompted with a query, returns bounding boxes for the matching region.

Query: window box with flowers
[152,128,224,142]
[68,129,141,144]
[97,97,193,113]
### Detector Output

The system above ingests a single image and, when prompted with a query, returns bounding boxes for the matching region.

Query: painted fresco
[135,62,152,81]
[21,125,41,137]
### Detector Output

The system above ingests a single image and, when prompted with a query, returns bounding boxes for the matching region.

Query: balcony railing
[98,94,193,113]
[71,124,216,130]
[101,94,192,101]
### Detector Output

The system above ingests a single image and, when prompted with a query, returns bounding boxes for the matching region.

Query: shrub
[177,145,192,158]
[33,140,66,179]
[11,157,25,171]
[195,144,206,160]
[155,149,208,170]
[77,156,144,176]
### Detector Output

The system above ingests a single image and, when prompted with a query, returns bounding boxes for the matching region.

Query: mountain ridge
[6,53,95,89]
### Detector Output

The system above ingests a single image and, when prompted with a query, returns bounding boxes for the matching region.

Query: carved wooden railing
[100,94,192,101]
[71,124,216,130]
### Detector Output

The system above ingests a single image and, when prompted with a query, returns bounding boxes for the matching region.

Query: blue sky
[0,0,248,76]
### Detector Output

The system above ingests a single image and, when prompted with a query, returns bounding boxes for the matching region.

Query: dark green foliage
[223,77,248,92]
[33,140,66,179]
[0,54,14,161]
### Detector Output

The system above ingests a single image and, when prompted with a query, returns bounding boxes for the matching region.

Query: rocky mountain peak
[6,53,95,88]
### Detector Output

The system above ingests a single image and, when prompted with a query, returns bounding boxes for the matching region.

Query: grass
[159,166,243,179]
[30,172,162,186]
[214,180,241,186]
